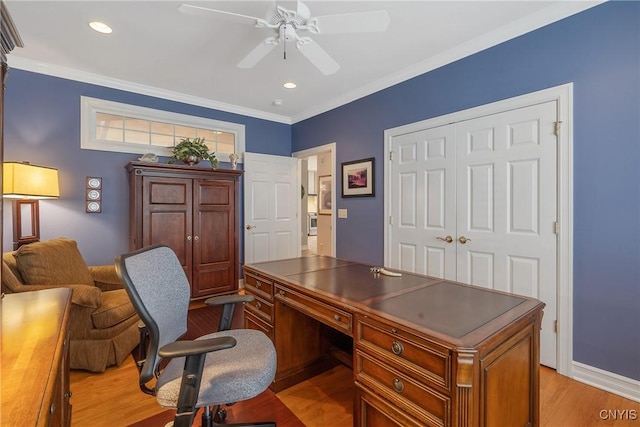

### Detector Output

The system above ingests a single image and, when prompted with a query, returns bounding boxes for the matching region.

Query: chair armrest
[11,283,102,308]
[158,336,236,359]
[204,294,254,307]
[89,265,124,291]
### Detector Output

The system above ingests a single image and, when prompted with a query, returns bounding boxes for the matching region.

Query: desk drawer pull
[392,378,404,393]
[391,340,404,356]
[255,301,262,310]
[279,290,286,297]
[334,314,341,322]
[255,282,261,289]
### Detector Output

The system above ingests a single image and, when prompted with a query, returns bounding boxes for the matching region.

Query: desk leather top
[247,256,542,342]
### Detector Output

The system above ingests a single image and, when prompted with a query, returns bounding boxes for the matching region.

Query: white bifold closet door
[389,100,558,367]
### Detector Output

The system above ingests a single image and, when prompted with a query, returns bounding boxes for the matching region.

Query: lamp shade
[3,162,60,199]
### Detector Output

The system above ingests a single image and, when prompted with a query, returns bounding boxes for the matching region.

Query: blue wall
[292,2,640,380]
[3,71,291,266]
[4,2,639,381]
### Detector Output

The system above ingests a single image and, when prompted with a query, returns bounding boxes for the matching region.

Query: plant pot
[183,155,200,166]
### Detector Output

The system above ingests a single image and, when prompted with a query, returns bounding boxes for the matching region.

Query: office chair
[115,244,277,427]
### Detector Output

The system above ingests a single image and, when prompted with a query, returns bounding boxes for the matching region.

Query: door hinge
[389,216,393,225]
[553,121,563,136]
[554,221,559,234]
[389,151,394,161]
[554,320,558,333]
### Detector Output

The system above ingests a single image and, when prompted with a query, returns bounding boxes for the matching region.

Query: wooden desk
[244,256,545,427]
[1,288,72,426]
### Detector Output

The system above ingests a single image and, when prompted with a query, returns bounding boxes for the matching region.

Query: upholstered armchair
[1,238,140,372]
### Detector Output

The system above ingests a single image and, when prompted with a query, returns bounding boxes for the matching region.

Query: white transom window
[81,96,245,163]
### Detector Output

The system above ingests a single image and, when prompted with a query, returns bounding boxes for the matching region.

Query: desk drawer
[244,310,274,341]
[244,271,274,302]
[356,316,451,391]
[245,295,273,324]
[356,349,450,427]
[275,285,352,334]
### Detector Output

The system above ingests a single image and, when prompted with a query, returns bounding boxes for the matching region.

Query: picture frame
[318,175,332,215]
[342,157,374,197]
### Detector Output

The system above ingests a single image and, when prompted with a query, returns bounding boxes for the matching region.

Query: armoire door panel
[197,211,232,262]
[149,181,189,205]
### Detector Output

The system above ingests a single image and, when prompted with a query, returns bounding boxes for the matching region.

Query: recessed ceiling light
[283,82,297,89]
[89,21,112,34]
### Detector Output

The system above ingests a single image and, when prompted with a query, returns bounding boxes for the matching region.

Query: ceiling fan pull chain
[283,24,287,60]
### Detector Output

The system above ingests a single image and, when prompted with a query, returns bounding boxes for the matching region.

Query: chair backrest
[115,245,190,384]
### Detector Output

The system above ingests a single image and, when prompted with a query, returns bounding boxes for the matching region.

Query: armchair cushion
[92,290,137,330]
[14,238,94,286]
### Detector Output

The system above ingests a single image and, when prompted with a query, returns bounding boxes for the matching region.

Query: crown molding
[290,1,602,124]
[7,56,293,125]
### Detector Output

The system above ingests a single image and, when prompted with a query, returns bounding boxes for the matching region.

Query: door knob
[246,225,256,230]
[437,236,453,243]
[458,236,471,244]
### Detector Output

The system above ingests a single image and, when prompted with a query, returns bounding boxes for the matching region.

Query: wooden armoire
[127,161,242,299]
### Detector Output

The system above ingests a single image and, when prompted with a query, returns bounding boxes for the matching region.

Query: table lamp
[3,162,60,249]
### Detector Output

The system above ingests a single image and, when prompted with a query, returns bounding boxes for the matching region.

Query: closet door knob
[437,236,453,243]
[459,236,471,244]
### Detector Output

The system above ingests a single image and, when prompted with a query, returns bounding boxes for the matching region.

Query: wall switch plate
[338,209,348,218]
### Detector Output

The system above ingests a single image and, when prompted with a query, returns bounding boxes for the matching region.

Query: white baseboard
[572,361,640,402]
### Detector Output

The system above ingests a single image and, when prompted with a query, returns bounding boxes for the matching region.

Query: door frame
[293,142,337,257]
[383,83,574,377]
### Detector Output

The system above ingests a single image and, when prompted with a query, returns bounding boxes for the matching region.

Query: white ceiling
[5,1,599,124]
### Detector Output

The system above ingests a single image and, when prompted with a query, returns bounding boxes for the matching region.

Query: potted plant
[169,137,218,168]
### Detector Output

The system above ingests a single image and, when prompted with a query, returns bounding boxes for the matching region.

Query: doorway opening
[294,143,336,258]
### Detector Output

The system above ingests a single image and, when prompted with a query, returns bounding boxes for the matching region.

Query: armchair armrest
[89,265,124,291]
[158,336,236,359]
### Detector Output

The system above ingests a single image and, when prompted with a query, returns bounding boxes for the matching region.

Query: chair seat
[156,329,277,408]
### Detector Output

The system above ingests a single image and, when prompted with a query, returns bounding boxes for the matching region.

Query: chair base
[201,405,276,427]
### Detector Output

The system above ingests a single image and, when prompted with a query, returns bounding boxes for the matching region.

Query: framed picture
[342,157,375,197]
[318,175,332,215]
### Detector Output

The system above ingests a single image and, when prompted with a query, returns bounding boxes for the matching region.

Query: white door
[456,101,557,367]
[388,101,558,368]
[244,152,300,264]
[389,124,457,278]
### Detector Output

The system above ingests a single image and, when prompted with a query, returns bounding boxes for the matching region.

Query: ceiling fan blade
[178,4,261,26]
[313,10,390,34]
[296,38,340,75]
[237,37,279,69]
[297,0,311,20]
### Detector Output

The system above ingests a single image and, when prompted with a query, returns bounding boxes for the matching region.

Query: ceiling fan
[178,1,390,75]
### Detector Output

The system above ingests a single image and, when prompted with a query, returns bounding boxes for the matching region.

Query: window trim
[80,96,245,163]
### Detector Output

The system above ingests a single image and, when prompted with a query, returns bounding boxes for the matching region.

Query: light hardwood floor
[69,356,639,427]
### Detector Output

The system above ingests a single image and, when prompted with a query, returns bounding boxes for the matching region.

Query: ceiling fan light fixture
[89,21,112,34]
[283,82,297,89]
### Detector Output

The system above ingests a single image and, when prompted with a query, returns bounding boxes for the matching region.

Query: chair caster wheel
[215,408,227,422]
